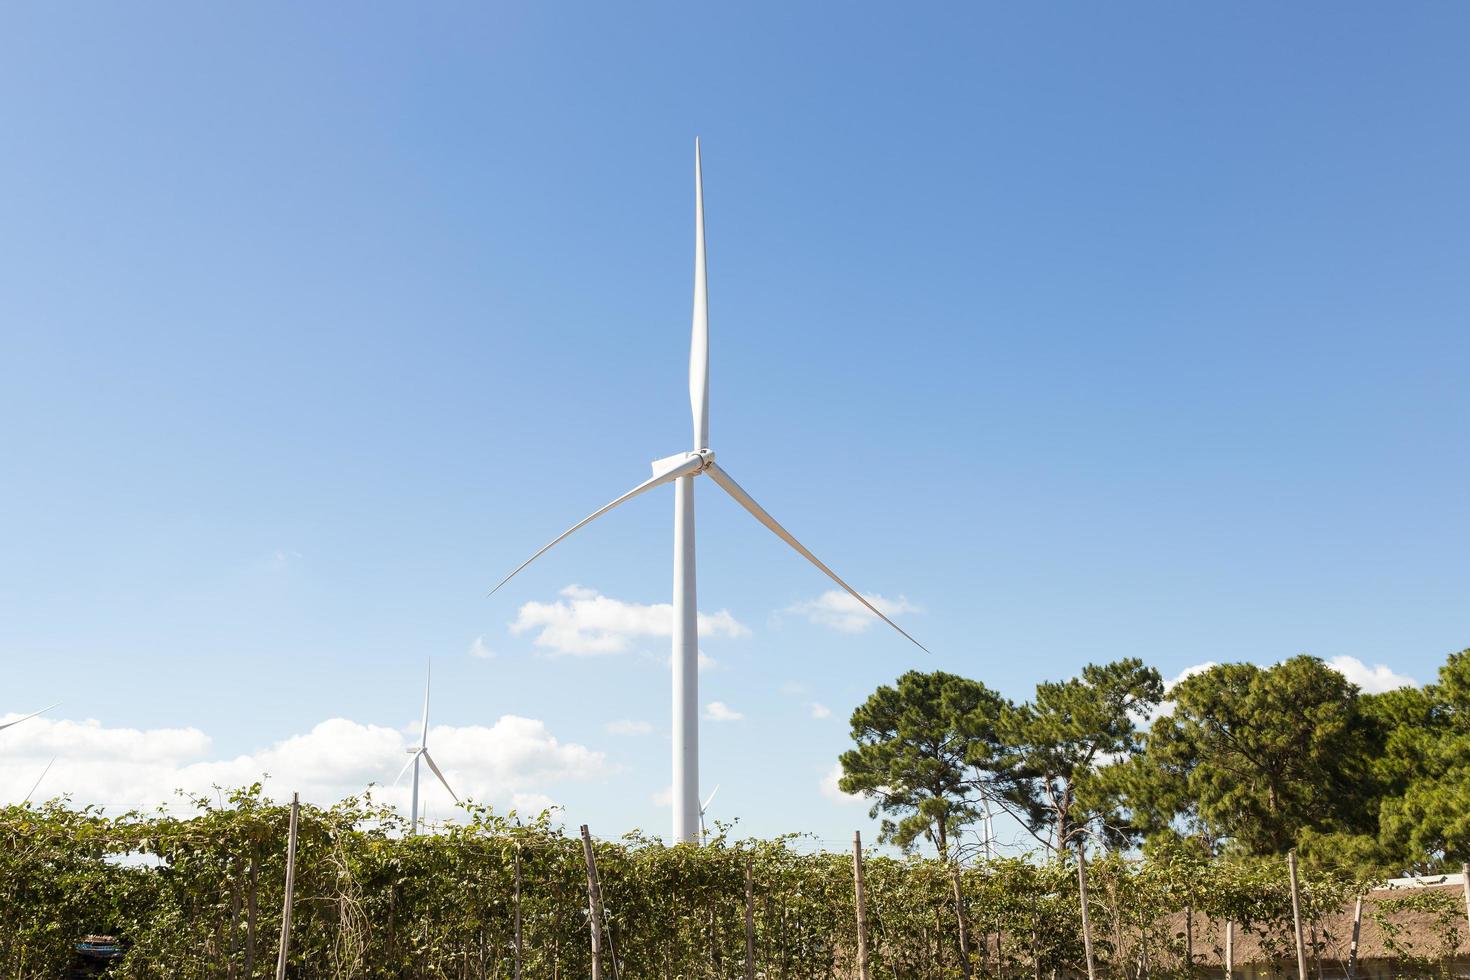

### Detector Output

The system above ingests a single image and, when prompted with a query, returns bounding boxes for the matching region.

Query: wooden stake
[1076,842,1096,980]
[580,824,605,980]
[246,852,259,977]
[1346,896,1361,980]
[951,860,973,980]
[852,831,871,980]
[1224,921,1233,980]
[744,858,756,980]
[1287,851,1307,980]
[513,846,523,980]
[1184,905,1193,978]
[274,793,300,980]
[1462,864,1470,951]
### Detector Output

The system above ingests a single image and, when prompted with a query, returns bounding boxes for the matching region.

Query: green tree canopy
[1138,656,1374,857]
[996,658,1163,853]
[1373,649,1470,869]
[838,670,1007,857]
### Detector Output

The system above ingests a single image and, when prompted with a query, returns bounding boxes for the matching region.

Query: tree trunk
[950,862,972,980]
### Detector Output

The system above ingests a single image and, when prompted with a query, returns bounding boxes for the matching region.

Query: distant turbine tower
[698,783,720,841]
[0,702,60,733]
[396,663,458,834]
[491,140,926,843]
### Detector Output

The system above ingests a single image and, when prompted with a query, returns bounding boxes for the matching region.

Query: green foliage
[0,791,1383,980]
[847,646,1470,876]
[839,670,1007,856]
[1137,656,1373,857]
[1373,650,1470,870]
[996,658,1163,852]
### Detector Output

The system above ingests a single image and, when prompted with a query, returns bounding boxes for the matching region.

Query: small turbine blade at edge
[703,461,929,654]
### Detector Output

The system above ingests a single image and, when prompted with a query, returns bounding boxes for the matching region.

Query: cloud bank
[0,713,606,817]
[511,585,748,655]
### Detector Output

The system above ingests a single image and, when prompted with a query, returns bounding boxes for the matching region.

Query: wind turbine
[490,139,926,843]
[0,702,59,733]
[396,663,458,834]
[698,783,720,842]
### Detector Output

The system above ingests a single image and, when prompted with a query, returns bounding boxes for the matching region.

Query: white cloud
[511,585,748,655]
[509,792,558,816]
[808,702,832,720]
[1142,661,1219,725]
[779,681,807,696]
[820,763,864,805]
[605,719,653,736]
[1164,661,1219,692]
[703,701,743,722]
[787,590,920,634]
[0,713,606,817]
[1145,657,1418,726]
[469,636,496,660]
[651,784,673,807]
[1328,656,1418,694]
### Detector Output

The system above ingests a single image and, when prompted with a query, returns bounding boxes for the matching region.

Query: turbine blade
[421,750,459,803]
[702,783,720,813]
[488,453,706,596]
[24,757,55,804]
[394,750,421,786]
[704,461,930,653]
[690,137,709,450]
[0,702,60,732]
[421,661,431,748]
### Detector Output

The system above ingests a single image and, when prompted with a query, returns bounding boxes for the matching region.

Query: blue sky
[1,3,1467,846]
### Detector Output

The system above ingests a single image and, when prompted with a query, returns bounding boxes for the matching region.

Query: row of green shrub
[1,787,1449,980]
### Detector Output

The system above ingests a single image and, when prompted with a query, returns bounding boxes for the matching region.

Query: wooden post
[744,858,756,980]
[1076,842,1096,980]
[1224,921,1233,980]
[1462,864,1470,949]
[246,852,259,977]
[1346,895,1361,980]
[274,793,299,980]
[852,831,871,980]
[1287,851,1307,980]
[580,824,605,980]
[513,846,524,980]
[1184,905,1193,977]
[950,860,973,980]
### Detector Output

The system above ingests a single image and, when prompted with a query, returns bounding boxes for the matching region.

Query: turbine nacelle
[651,449,715,479]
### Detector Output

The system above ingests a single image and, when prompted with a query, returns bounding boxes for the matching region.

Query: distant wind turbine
[698,784,720,841]
[490,140,926,843]
[24,757,55,805]
[396,663,458,834]
[0,702,59,733]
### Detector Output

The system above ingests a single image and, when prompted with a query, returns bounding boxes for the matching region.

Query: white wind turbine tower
[491,139,926,843]
[396,663,458,835]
